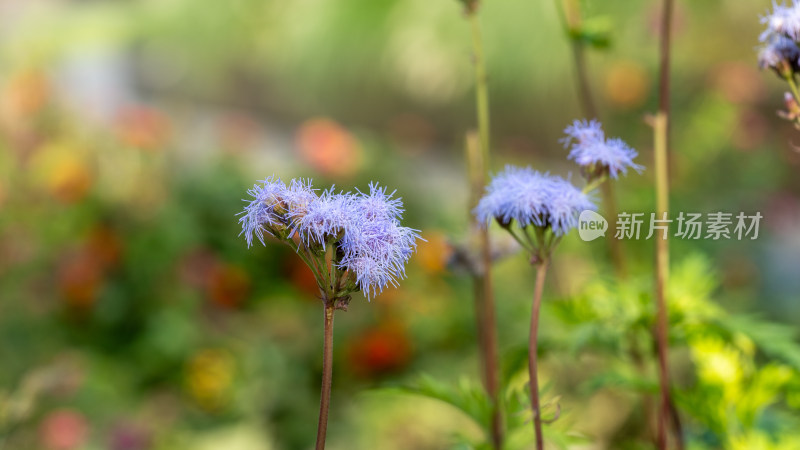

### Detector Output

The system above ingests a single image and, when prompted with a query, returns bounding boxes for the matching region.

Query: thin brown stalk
[466,132,502,449]
[654,0,683,448]
[529,258,549,450]
[315,302,335,450]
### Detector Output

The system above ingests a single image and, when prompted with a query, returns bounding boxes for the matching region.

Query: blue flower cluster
[474,166,595,237]
[759,2,800,74]
[561,119,643,180]
[239,177,420,300]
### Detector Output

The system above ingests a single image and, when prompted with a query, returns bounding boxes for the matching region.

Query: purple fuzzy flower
[238,176,288,247]
[474,165,596,236]
[297,188,356,246]
[759,35,800,71]
[761,1,800,42]
[338,184,420,299]
[474,166,552,227]
[546,177,596,236]
[561,119,643,179]
[239,178,419,302]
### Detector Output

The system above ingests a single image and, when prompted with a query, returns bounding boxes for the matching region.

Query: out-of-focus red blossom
[415,230,453,275]
[347,321,412,378]
[87,225,123,268]
[58,249,103,310]
[207,264,251,308]
[110,422,151,450]
[57,226,123,309]
[39,409,89,450]
[296,118,362,178]
[218,112,261,154]
[709,63,766,105]
[732,109,768,151]
[386,113,436,152]
[177,249,251,308]
[116,106,171,151]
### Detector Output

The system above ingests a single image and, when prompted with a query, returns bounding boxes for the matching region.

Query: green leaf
[379,374,492,432]
[569,16,613,50]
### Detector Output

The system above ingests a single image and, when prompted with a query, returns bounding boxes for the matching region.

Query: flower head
[758,35,800,73]
[561,119,643,179]
[760,1,800,42]
[297,188,356,246]
[560,118,604,149]
[238,176,288,247]
[239,177,419,303]
[284,178,318,221]
[474,165,596,237]
[474,166,552,227]
[546,177,596,236]
[338,184,420,299]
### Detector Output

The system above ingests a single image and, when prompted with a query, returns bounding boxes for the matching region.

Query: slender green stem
[529,258,549,450]
[315,303,335,450]
[654,0,682,447]
[581,175,608,194]
[469,12,491,169]
[786,74,800,105]
[653,112,672,450]
[600,181,627,278]
[293,239,324,284]
[506,225,533,253]
[466,7,503,449]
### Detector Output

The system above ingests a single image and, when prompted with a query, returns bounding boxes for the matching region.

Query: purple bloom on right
[561,119,643,180]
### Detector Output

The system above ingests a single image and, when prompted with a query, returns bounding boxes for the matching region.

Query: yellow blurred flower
[185,349,235,411]
[415,230,452,275]
[29,141,93,204]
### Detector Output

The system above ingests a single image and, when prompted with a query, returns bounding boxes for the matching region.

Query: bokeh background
[1,0,799,449]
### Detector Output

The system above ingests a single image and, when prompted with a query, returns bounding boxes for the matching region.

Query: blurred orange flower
[604,61,649,110]
[296,118,362,178]
[415,230,453,275]
[116,106,171,151]
[1,70,50,123]
[57,226,123,310]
